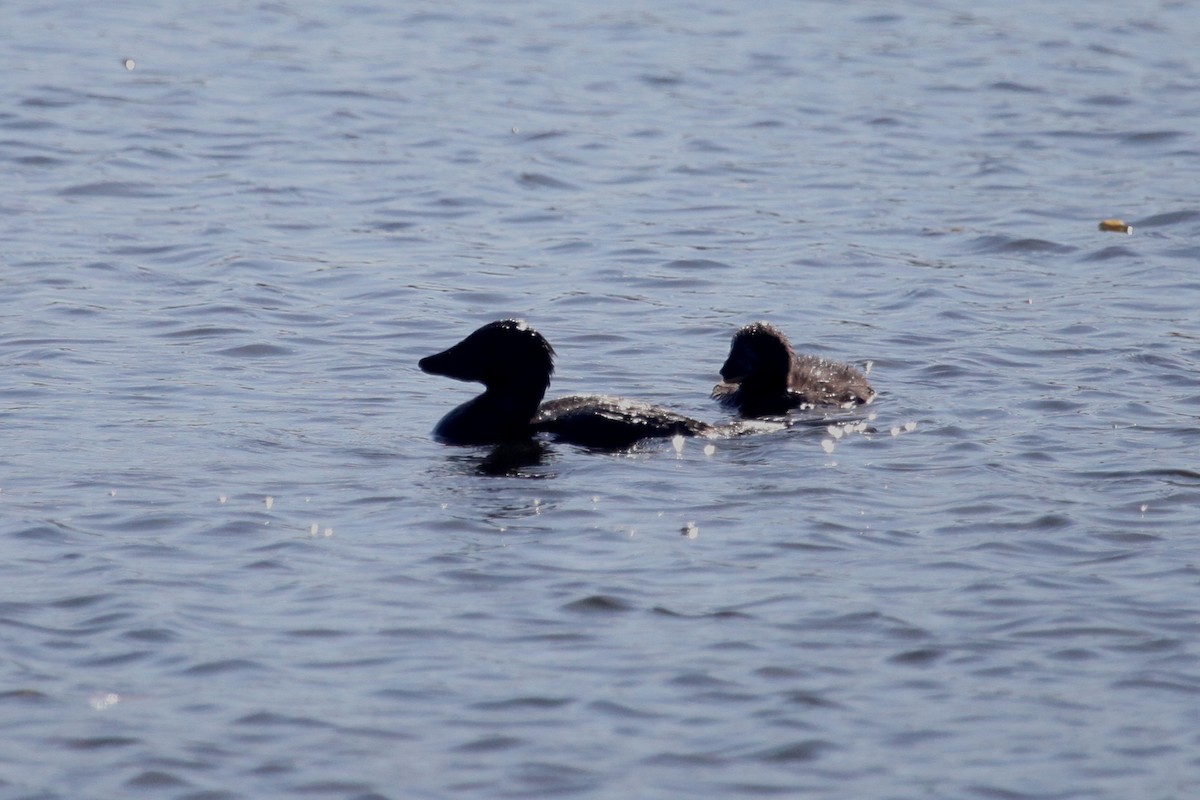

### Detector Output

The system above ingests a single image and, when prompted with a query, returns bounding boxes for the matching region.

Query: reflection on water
[452,440,558,478]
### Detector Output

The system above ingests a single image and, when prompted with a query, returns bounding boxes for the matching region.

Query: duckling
[712,322,874,416]
[420,319,716,449]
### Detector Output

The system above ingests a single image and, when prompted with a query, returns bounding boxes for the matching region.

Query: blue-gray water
[4,1,1200,798]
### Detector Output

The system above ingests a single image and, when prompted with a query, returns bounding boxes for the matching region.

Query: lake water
[3,1,1200,797]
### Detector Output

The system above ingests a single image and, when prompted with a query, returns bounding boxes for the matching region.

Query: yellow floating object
[1098,219,1132,234]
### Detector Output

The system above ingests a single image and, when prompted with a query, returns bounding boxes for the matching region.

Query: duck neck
[479,379,546,428]
[434,379,548,445]
[736,372,790,415]
[742,372,788,398]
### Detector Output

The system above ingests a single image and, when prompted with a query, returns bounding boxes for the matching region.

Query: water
[3,1,1200,797]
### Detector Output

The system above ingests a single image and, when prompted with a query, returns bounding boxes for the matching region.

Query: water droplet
[89,692,120,710]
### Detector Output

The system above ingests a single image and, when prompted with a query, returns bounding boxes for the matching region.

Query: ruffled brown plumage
[712,322,874,417]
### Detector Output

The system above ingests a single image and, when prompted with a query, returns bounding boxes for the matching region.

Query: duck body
[535,394,713,449]
[713,322,874,416]
[420,319,715,449]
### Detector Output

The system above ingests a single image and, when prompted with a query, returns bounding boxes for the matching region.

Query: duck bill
[719,357,747,383]
[419,345,471,381]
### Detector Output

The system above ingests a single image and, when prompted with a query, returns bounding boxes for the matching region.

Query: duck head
[719,321,794,385]
[420,319,556,395]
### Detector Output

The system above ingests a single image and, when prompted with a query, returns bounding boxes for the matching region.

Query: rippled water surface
[4,1,1200,798]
